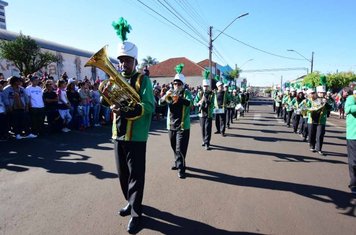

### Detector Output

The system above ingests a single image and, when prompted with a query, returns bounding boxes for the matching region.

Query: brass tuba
[84,45,140,111]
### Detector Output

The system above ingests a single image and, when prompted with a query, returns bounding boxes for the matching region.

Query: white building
[0,29,118,81]
[0,1,7,30]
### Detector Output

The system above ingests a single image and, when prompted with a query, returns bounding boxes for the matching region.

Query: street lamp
[209,13,249,85]
[287,49,314,73]
[240,59,254,69]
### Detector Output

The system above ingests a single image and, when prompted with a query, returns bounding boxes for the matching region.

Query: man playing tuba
[108,17,154,234]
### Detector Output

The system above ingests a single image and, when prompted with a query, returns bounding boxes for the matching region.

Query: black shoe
[201,143,205,146]
[127,216,141,234]
[221,133,226,137]
[302,138,307,142]
[350,186,356,195]
[178,171,186,179]
[318,151,325,156]
[171,165,178,170]
[309,148,316,152]
[214,131,221,134]
[118,204,131,217]
[205,145,211,151]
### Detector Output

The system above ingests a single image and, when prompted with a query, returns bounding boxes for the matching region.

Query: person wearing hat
[160,63,192,178]
[26,75,45,136]
[231,89,241,120]
[298,87,314,142]
[110,17,155,233]
[194,70,215,150]
[290,89,305,134]
[214,81,228,136]
[285,87,296,128]
[345,87,356,194]
[306,75,332,155]
[274,91,283,118]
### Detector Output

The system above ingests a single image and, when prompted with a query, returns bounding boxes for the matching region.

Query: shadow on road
[186,167,356,217]
[0,127,117,179]
[209,144,346,165]
[139,205,263,235]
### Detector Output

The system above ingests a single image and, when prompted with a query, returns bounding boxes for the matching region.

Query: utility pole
[311,51,314,73]
[208,26,213,85]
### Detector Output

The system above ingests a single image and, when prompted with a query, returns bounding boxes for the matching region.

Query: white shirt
[26,86,44,108]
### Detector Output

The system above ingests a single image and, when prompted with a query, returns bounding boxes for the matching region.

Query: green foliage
[140,56,158,69]
[112,17,132,42]
[0,33,58,76]
[229,68,240,79]
[302,71,356,90]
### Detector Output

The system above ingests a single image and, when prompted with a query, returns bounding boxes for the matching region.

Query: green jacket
[284,95,294,112]
[298,98,310,118]
[306,98,332,125]
[194,90,214,118]
[113,73,154,142]
[345,95,356,140]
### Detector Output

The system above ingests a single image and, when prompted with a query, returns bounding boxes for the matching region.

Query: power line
[242,67,308,72]
[159,0,208,43]
[136,0,208,48]
[218,31,305,61]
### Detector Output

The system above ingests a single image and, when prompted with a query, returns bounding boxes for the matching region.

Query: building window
[0,6,4,10]
[0,18,5,23]
[0,12,4,16]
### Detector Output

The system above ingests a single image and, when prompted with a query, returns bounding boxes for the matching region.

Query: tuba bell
[85,45,140,111]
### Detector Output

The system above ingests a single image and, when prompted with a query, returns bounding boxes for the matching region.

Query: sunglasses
[173,82,182,86]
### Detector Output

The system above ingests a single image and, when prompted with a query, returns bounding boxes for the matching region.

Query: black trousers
[10,109,30,135]
[273,102,276,112]
[301,118,308,138]
[286,110,293,126]
[226,108,234,126]
[215,112,226,134]
[347,140,356,188]
[114,140,146,217]
[200,117,212,146]
[29,107,45,135]
[308,124,326,151]
[283,108,287,122]
[169,129,190,173]
[0,113,8,138]
[292,113,301,133]
[276,105,282,118]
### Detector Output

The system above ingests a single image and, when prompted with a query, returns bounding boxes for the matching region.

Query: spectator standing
[57,79,71,132]
[43,80,61,133]
[79,81,92,128]
[26,76,45,136]
[67,82,81,129]
[3,76,36,139]
[91,82,101,127]
[0,80,8,140]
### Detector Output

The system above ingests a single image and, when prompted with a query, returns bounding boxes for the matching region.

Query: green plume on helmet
[296,83,301,89]
[214,75,220,82]
[203,69,210,80]
[175,63,184,74]
[285,82,290,88]
[112,17,132,42]
[305,83,313,89]
[319,75,327,86]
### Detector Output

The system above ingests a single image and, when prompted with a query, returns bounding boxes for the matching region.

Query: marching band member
[160,64,193,179]
[298,87,313,142]
[345,87,356,194]
[194,70,215,150]
[231,89,241,120]
[214,81,228,136]
[306,75,332,156]
[110,18,154,233]
[285,87,296,127]
[291,89,305,133]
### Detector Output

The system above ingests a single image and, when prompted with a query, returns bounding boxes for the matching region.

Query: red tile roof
[197,59,217,68]
[149,57,205,77]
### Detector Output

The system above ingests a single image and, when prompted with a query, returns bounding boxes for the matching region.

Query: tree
[140,56,158,69]
[0,33,58,76]
[303,71,356,91]
[229,67,241,79]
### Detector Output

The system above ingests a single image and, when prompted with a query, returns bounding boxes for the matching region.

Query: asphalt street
[1,97,355,235]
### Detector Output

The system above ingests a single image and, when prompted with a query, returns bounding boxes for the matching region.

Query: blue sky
[6,0,356,86]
